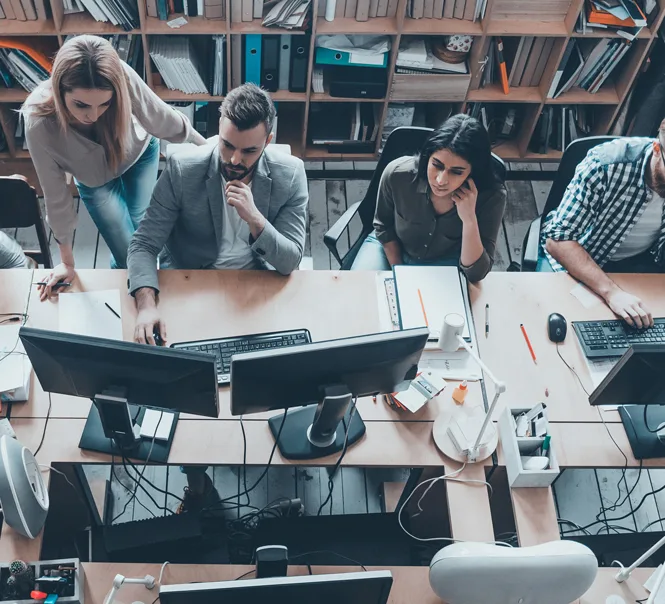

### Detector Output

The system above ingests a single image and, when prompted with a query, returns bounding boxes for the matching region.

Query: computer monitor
[159,570,393,604]
[230,327,429,460]
[19,327,219,463]
[589,344,665,460]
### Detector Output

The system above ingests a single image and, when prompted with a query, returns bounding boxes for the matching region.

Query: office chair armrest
[324,201,361,266]
[521,217,542,272]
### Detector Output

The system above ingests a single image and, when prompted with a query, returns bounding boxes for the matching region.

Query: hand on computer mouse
[134,305,167,346]
[605,287,653,329]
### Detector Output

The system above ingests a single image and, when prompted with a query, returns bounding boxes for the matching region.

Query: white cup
[437,313,465,352]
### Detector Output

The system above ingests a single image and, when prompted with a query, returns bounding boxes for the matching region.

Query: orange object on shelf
[0,38,53,73]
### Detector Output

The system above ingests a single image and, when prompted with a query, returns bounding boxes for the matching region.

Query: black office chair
[324,126,507,269]
[520,136,617,271]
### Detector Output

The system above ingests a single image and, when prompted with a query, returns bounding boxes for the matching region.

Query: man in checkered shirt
[542,122,665,329]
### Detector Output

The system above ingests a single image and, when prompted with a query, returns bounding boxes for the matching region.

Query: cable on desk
[239,414,250,507]
[643,405,664,434]
[109,454,156,521]
[317,398,357,517]
[33,391,52,458]
[234,569,256,581]
[202,409,289,514]
[118,453,172,517]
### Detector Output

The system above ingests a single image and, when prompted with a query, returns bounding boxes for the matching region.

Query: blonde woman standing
[22,35,206,300]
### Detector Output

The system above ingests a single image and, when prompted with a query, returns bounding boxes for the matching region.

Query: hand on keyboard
[605,288,653,329]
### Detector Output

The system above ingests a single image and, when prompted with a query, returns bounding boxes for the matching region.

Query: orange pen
[520,323,537,365]
[417,289,429,327]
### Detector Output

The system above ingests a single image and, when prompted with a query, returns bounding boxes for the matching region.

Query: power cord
[289,550,367,571]
[317,398,357,516]
[110,454,157,521]
[33,391,52,458]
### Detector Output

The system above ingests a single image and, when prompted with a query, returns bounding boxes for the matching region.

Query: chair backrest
[0,176,52,268]
[356,127,508,232]
[540,136,618,219]
[356,127,434,232]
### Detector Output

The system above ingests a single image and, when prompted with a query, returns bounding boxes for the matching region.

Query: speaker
[0,435,49,538]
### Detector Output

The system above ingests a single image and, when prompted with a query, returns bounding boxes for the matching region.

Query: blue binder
[245,34,262,85]
[315,46,387,68]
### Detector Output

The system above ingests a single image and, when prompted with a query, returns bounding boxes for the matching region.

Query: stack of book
[149,36,211,94]
[380,103,415,150]
[146,0,225,21]
[0,0,46,20]
[529,106,595,154]
[483,36,555,89]
[396,38,468,74]
[0,40,52,92]
[262,0,310,28]
[406,0,487,20]
[547,38,631,97]
[577,0,649,39]
[61,0,140,30]
[309,102,380,153]
[322,0,399,22]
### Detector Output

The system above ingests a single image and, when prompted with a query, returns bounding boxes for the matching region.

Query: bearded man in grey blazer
[127,83,308,346]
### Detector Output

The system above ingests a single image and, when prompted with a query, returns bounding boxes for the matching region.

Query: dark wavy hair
[416,114,501,193]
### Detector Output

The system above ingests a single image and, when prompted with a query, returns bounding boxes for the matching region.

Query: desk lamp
[104,573,155,604]
[431,313,506,463]
[615,535,665,603]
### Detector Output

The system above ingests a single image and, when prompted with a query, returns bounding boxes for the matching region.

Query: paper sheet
[420,349,482,381]
[570,282,603,309]
[644,565,665,603]
[0,325,31,399]
[59,290,123,341]
[586,357,619,390]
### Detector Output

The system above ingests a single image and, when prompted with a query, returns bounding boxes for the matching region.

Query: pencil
[417,288,429,327]
[520,323,537,365]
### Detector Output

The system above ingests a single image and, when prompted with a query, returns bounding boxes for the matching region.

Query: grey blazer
[127,142,308,295]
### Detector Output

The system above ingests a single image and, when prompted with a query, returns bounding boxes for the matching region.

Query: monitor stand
[619,404,665,460]
[79,388,179,463]
[268,384,366,460]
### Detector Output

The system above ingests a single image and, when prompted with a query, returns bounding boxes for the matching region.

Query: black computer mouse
[153,328,164,347]
[548,313,567,343]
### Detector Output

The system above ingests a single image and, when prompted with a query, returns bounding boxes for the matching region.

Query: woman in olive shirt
[351,114,507,282]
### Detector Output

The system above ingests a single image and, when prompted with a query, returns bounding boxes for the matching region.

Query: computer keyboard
[171,329,312,384]
[573,318,665,358]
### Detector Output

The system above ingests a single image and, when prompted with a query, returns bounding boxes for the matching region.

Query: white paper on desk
[393,265,470,341]
[59,290,123,340]
[420,348,481,381]
[586,357,619,389]
[0,325,31,401]
[570,282,603,309]
[644,565,665,603]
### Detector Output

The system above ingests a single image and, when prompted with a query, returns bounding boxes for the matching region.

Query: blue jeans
[75,137,159,269]
[350,232,459,270]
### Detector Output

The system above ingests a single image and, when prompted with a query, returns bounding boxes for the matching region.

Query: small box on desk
[498,407,559,488]
[0,558,84,604]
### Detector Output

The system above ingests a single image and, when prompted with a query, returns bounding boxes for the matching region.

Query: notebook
[393,265,471,342]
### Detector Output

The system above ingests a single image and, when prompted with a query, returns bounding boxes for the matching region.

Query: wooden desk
[470,272,665,424]
[77,563,653,604]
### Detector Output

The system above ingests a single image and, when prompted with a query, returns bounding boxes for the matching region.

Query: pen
[105,302,121,319]
[417,288,429,328]
[35,282,71,288]
[520,323,537,365]
[485,304,489,338]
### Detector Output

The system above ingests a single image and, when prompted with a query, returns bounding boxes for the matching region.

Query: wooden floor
[7,164,665,540]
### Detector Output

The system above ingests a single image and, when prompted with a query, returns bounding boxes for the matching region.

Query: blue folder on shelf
[315,47,388,69]
[245,34,262,85]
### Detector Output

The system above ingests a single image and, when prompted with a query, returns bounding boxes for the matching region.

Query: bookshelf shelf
[0,19,56,34]
[545,85,619,105]
[0,0,658,165]
[145,15,226,33]
[230,19,307,33]
[486,20,569,36]
[316,16,397,34]
[401,17,482,35]
[467,84,542,103]
[60,13,140,34]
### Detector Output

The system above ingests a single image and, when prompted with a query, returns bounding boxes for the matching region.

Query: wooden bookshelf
[0,0,664,166]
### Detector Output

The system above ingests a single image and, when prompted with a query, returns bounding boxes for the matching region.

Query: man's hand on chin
[226,180,266,239]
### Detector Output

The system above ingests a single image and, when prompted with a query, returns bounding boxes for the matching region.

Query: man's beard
[221,162,253,182]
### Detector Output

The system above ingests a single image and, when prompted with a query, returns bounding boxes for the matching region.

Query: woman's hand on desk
[38,262,76,302]
[134,288,167,346]
[605,287,653,329]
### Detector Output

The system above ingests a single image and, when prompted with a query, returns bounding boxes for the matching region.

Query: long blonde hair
[23,35,131,172]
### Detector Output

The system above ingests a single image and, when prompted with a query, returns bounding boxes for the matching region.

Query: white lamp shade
[429,541,597,604]
[437,313,465,352]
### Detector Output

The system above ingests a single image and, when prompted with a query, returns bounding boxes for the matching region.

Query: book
[520,37,545,87]
[547,38,575,98]
[530,37,554,87]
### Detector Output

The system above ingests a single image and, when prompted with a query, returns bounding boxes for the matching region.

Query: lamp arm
[616,535,665,583]
[647,563,665,604]
[455,335,506,461]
